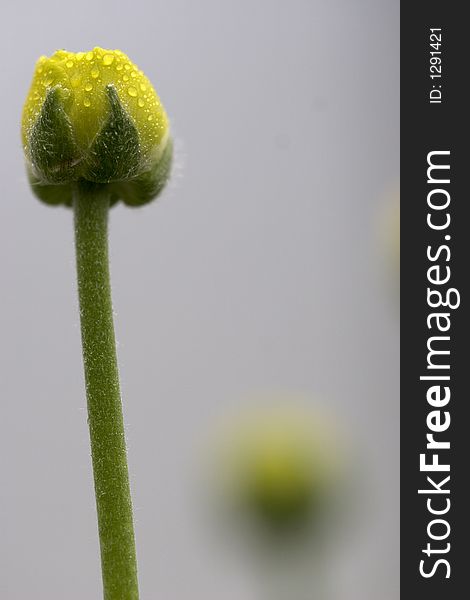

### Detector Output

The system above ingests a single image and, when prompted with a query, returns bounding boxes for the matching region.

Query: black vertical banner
[401,3,469,598]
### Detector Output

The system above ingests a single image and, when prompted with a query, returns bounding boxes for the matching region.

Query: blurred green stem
[74,181,139,600]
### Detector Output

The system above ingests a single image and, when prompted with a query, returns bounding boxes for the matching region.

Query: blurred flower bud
[377,186,400,303]
[22,48,172,206]
[214,403,345,539]
[381,190,400,275]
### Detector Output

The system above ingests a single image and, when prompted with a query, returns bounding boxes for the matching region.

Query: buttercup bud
[214,404,345,536]
[22,48,172,206]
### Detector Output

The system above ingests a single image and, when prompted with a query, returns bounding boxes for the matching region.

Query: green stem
[73,181,139,600]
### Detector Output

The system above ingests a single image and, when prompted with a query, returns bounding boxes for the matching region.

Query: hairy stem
[74,181,139,600]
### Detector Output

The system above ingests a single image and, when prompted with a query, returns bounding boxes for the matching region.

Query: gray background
[1,1,399,598]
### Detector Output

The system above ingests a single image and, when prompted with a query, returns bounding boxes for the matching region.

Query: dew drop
[147,115,154,121]
[86,52,94,61]
[127,86,138,97]
[84,98,91,107]
[116,63,123,71]
[138,98,145,107]
[140,83,147,92]
[66,60,74,68]
[91,68,100,79]
[124,64,131,70]
[131,71,137,78]
[123,74,129,82]
[85,83,93,92]
[103,54,114,66]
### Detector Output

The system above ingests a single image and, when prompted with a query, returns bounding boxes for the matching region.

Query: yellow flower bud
[213,403,345,536]
[22,48,172,206]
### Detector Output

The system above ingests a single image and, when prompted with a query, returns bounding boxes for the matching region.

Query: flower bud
[22,48,172,206]
[213,404,345,537]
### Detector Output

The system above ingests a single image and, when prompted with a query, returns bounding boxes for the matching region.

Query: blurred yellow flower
[214,403,344,534]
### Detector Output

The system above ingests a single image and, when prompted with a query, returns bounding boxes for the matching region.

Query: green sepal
[85,85,141,183]
[29,86,82,184]
[26,85,172,207]
[109,138,173,206]
[27,166,73,206]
